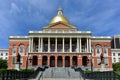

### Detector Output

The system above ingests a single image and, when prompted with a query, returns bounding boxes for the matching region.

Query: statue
[17,53,21,63]
[100,53,104,64]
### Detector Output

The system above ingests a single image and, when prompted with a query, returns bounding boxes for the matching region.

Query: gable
[50,23,70,28]
[44,22,77,29]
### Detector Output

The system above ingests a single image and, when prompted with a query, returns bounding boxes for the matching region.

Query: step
[43,78,80,80]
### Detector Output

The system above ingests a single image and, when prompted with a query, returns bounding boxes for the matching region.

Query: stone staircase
[42,67,82,80]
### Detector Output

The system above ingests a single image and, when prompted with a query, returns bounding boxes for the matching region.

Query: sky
[0,0,120,48]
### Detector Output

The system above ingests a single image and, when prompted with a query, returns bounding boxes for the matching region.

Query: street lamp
[16,53,21,71]
[26,56,32,70]
[91,55,93,72]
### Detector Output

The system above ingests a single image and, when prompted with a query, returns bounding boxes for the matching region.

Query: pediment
[44,22,77,29]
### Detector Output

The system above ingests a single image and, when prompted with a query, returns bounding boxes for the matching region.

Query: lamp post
[16,53,21,71]
[26,56,32,71]
[91,55,93,72]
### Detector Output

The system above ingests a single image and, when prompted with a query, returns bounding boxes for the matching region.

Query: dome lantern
[50,8,70,25]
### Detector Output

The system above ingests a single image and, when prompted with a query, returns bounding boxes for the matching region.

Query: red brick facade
[8,9,113,71]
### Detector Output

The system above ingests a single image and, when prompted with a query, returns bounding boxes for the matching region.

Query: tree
[0,59,7,69]
[112,62,120,75]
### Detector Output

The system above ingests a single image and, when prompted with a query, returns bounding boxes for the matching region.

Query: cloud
[10,2,20,13]
[0,0,120,48]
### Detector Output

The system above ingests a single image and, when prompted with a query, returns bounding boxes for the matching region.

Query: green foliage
[112,62,120,71]
[20,69,35,73]
[112,62,120,75]
[0,69,6,73]
[84,69,91,73]
[0,59,7,69]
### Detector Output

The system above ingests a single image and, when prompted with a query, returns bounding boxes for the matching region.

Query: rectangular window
[97,58,101,65]
[6,53,8,56]
[1,53,3,56]
[12,46,17,55]
[113,58,116,62]
[118,53,120,56]
[113,53,115,56]
[104,58,109,66]
[119,58,120,62]
[12,57,15,64]
[5,57,7,60]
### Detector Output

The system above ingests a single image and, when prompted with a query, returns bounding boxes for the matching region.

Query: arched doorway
[82,56,88,66]
[72,56,77,66]
[57,56,62,67]
[42,56,48,66]
[50,56,55,67]
[65,56,70,67]
[32,56,38,66]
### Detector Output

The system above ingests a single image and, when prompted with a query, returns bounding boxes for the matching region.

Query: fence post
[2,71,5,80]
[6,70,8,80]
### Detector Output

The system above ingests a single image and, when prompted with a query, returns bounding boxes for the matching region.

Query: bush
[20,69,35,73]
[84,69,91,73]
[112,62,120,75]
[0,59,7,69]
[112,62,120,71]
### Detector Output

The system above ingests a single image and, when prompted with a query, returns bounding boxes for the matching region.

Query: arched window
[19,45,24,54]
[104,46,108,54]
[96,45,101,56]
[12,45,17,55]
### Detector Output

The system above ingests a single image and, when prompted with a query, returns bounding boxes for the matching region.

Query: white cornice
[0,49,8,51]
[29,30,91,34]
[9,36,29,41]
[92,36,111,39]
[9,36,28,38]
[111,49,120,51]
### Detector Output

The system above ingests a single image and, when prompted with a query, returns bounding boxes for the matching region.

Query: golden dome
[50,8,70,24]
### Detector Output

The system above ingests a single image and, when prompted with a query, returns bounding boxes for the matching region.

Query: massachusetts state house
[8,8,112,71]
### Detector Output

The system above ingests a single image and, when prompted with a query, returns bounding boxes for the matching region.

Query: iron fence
[74,67,120,80]
[0,70,33,80]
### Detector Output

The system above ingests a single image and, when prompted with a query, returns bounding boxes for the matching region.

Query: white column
[87,38,89,52]
[79,38,81,52]
[38,38,40,52]
[70,37,72,52]
[48,38,50,52]
[114,36,116,48]
[55,38,57,52]
[77,38,79,53]
[41,37,43,52]
[63,38,64,52]
[28,38,31,53]
[31,38,33,52]
[89,38,91,53]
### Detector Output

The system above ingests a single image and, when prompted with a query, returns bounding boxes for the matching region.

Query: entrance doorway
[50,56,55,67]
[72,56,77,66]
[57,56,62,67]
[65,56,70,67]
[82,56,88,66]
[42,56,48,66]
[32,56,38,66]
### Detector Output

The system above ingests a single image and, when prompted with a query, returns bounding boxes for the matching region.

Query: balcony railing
[32,47,87,53]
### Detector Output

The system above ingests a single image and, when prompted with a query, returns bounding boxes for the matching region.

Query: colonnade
[29,37,91,53]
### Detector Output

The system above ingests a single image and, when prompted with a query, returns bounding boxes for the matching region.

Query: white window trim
[96,45,102,56]
[19,45,24,55]
[104,46,108,56]
[12,46,17,56]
